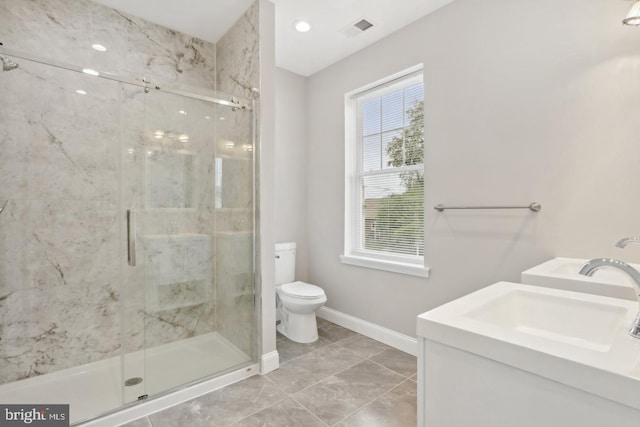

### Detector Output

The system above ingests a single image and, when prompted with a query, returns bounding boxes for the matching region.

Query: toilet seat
[280,281,325,299]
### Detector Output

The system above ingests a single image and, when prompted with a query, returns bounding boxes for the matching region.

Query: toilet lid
[280,281,325,299]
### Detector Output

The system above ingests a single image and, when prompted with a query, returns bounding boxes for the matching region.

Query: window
[341,67,428,278]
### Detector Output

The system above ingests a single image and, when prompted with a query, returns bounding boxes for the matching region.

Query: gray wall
[258,0,278,371]
[302,0,640,337]
[275,68,309,282]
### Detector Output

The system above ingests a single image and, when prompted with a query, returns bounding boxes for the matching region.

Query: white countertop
[417,282,640,410]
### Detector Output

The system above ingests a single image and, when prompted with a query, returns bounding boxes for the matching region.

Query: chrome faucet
[616,237,640,248]
[579,258,640,339]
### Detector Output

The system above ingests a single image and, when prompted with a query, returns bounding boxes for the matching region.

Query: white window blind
[345,70,425,271]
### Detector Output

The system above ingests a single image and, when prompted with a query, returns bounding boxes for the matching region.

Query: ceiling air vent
[354,19,374,32]
[342,18,375,38]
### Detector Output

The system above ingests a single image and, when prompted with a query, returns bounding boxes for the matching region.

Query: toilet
[275,242,327,343]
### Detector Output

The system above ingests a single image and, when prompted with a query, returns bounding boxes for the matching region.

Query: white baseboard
[317,307,417,356]
[260,350,280,374]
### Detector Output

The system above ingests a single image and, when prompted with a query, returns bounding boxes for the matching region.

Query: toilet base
[277,311,319,344]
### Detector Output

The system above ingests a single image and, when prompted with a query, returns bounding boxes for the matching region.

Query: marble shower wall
[215,2,260,357]
[0,62,122,383]
[0,0,231,383]
[217,2,260,100]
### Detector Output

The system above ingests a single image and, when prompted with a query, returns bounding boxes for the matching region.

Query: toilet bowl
[275,242,327,343]
[276,281,327,343]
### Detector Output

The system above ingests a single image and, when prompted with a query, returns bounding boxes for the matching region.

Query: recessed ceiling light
[204,116,211,120]
[178,110,187,115]
[294,20,311,33]
[153,130,165,139]
[82,68,99,76]
[178,134,189,143]
[91,44,107,52]
[76,90,87,95]
[219,117,226,121]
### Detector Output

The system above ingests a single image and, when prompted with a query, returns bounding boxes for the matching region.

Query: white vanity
[416,282,640,427]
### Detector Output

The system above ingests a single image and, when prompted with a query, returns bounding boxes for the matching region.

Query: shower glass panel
[0,52,256,424]
[121,87,256,402]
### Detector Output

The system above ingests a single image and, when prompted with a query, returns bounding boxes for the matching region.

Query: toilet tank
[275,242,296,285]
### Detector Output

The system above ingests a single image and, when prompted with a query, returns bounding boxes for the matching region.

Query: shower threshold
[0,332,252,425]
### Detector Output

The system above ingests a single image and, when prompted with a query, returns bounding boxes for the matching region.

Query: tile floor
[121,318,417,426]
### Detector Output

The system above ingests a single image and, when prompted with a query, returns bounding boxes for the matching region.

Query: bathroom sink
[521,257,638,300]
[417,282,640,411]
[466,288,626,352]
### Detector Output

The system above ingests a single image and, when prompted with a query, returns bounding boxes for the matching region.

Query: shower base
[0,332,252,425]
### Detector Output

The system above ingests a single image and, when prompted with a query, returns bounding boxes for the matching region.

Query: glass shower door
[120,85,256,402]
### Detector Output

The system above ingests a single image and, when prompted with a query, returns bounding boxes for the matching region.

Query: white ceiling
[90,0,454,77]
[273,0,454,76]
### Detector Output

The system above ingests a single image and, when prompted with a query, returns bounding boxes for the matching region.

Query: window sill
[339,254,430,278]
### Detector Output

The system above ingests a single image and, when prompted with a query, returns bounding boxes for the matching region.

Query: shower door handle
[127,210,137,267]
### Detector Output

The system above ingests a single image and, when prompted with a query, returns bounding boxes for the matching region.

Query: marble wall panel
[0,52,122,383]
[214,2,259,357]
[0,0,217,90]
[216,2,260,100]
[0,200,28,296]
[0,199,120,382]
[0,109,28,201]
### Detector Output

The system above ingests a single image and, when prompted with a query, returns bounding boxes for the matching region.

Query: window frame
[342,65,429,278]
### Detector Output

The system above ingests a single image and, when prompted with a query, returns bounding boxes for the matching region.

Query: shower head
[0,54,19,71]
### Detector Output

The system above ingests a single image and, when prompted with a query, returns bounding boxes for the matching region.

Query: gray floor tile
[316,317,332,329]
[293,360,405,426]
[277,336,332,363]
[370,349,417,378]
[233,398,325,427]
[337,334,392,358]
[148,375,286,427]
[267,344,364,394]
[118,417,152,427]
[337,380,417,427]
[318,323,358,342]
[120,325,412,427]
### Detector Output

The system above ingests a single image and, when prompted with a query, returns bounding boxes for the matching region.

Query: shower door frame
[0,47,254,112]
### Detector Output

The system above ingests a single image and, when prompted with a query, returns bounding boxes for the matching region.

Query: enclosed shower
[0,0,260,424]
